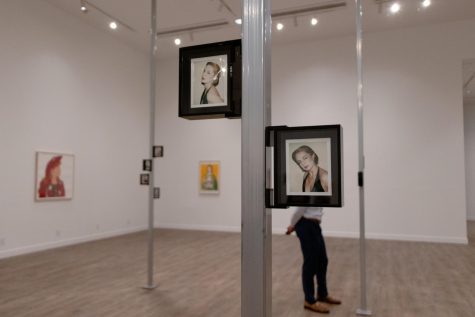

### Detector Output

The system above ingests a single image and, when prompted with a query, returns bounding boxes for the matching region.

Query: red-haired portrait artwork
[35,152,74,201]
[38,155,65,198]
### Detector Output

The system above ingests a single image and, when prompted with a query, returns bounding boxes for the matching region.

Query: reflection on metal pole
[355,0,371,315]
[143,0,157,290]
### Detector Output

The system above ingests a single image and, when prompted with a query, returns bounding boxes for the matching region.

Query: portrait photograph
[190,55,228,108]
[35,151,74,201]
[153,187,160,199]
[286,138,332,196]
[178,39,242,119]
[266,124,342,208]
[199,161,220,194]
[153,145,163,158]
[143,159,152,172]
[140,173,150,185]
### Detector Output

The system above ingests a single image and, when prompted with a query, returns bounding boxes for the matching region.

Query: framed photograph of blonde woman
[266,125,342,208]
[191,55,227,108]
[179,39,241,119]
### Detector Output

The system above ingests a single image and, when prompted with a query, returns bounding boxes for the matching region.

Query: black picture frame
[153,187,160,199]
[143,159,152,172]
[266,125,343,208]
[153,146,163,158]
[140,173,150,185]
[179,39,241,119]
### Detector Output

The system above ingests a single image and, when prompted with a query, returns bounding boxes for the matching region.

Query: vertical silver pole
[143,0,157,290]
[355,0,370,315]
[241,0,272,315]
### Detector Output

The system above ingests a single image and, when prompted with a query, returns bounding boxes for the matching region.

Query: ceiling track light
[389,2,401,14]
[158,1,346,40]
[78,0,136,32]
[421,0,431,8]
[80,0,87,12]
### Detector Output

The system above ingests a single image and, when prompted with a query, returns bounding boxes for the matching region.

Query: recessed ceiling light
[422,0,431,8]
[80,6,87,12]
[311,18,318,26]
[390,2,401,14]
[174,38,181,46]
[109,21,118,30]
[276,23,284,31]
[235,18,242,25]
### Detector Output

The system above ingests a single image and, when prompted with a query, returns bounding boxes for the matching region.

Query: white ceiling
[43,0,475,98]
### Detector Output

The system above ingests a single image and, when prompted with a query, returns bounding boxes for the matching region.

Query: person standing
[286,206,341,314]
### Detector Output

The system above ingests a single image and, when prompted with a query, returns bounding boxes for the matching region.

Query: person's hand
[286,225,295,235]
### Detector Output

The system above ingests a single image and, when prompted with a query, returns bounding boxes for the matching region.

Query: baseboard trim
[1,223,467,260]
[0,226,147,259]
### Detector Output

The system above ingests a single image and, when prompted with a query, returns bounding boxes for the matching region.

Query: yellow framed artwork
[199,161,220,194]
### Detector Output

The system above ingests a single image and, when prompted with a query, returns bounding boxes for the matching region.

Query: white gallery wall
[0,0,149,258]
[1,1,473,260]
[156,18,475,243]
[465,101,475,221]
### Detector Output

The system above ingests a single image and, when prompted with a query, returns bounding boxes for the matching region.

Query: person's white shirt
[290,206,324,227]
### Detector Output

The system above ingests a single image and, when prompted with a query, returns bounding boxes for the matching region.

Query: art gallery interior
[1,0,475,316]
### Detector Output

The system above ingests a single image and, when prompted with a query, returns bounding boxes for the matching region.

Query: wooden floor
[1,222,474,317]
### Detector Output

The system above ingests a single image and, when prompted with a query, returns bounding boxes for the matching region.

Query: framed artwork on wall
[140,173,150,185]
[199,161,220,194]
[266,125,342,208]
[35,151,74,201]
[179,39,241,119]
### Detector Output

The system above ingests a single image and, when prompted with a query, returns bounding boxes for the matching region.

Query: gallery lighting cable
[79,0,136,32]
[156,20,230,37]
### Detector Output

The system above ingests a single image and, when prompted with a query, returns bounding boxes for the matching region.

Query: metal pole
[143,0,157,290]
[355,0,370,315]
[241,0,272,315]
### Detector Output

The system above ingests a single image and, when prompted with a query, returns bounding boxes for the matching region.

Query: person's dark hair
[292,146,319,171]
[206,62,221,86]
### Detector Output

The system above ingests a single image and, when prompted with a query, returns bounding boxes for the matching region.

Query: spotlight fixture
[311,18,318,26]
[421,0,431,8]
[390,2,401,14]
[80,0,87,12]
[276,22,284,31]
[109,21,118,30]
[174,38,181,46]
[234,18,242,25]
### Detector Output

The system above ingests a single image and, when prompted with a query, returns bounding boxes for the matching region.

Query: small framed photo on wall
[143,159,152,172]
[153,146,163,158]
[267,125,342,208]
[179,39,241,119]
[199,161,220,194]
[140,173,150,185]
[35,151,74,201]
[153,187,160,199]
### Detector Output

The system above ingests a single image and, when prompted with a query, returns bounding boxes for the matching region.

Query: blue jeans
[295,217,328,304]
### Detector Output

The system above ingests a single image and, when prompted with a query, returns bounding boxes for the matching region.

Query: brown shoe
[318,295,342,305]
[304,301,330,314]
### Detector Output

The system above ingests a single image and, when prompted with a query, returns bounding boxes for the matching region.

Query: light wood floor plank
[0,222,474,316]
